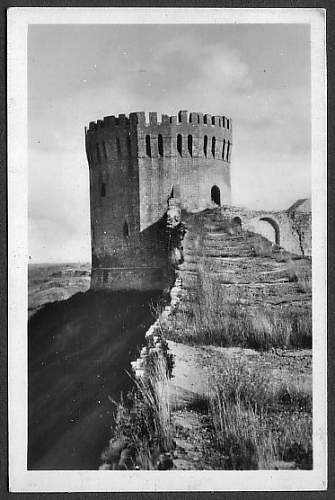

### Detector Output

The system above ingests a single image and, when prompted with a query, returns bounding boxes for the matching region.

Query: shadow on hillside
[28,289,162,470]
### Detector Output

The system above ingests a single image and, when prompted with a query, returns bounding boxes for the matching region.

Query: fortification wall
[221,206,311,257]
[85,110,232,290]
[136,110,232,230]
[86,114,170,290]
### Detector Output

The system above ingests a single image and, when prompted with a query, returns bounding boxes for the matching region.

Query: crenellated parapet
[85,110,233,165]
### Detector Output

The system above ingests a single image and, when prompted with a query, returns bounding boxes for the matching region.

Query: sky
[28,24,311,263]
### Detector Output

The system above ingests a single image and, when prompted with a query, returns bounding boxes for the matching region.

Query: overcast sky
[28,24,310,263]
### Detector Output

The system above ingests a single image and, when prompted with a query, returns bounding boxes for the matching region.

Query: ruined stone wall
[221,205,311,257]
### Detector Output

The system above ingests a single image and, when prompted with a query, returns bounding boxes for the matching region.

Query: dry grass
[199,359,312,470]
[102,357,173,470]
[166,268,312,350]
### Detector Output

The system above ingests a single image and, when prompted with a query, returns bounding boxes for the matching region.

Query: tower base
[90,267,169,291]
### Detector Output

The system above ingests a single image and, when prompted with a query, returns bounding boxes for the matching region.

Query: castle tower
[85,110,232,290]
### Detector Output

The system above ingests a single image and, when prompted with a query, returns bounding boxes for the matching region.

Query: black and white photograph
[8,7,327,492]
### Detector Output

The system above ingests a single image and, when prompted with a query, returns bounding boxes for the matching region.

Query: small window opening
[226,140,231,161]
[116,137,121,157]
[177,134,182,156]
[101,183,106,197]
[146,135,151,157]
[222,139,226,160]
[188,135,193,156]
[212,137,216,157]
[203,135,208,157]
[123,221,130,239]
[212,116,215,125]
[127,136,131,157]
[204,115,207,124]
[102,141,107,160]
[96,143,101,163]
[158,134,164,157]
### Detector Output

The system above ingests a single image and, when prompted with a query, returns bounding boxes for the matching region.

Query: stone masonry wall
[85,110,232,290]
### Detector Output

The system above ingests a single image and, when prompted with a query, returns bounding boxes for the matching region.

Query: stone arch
[211,185,221,206]
[259,217,280,245]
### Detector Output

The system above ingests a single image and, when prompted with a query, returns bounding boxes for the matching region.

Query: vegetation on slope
[188,358,312,470]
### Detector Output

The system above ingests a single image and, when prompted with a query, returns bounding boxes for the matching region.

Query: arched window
[203,135,208,157]
[123,221,130,239]
[127,136,131,157]
[116,137,121,158]
[222,139,226,160]
[212,116,215,125]
[101,183,106,197]
[212,137,216,157]
[96,143,101,163]
[188,135,193,156]
[158,134,164,157]
[226,140,231,161]
[204,115,208,124]
[146,135,151,157]
[102,141,107,160]
[177,134,182,156]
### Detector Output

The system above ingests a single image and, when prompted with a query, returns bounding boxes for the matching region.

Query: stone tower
[85,110,232,289]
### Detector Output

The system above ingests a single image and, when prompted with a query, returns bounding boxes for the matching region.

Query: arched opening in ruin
[211,185,221,206]
[123,221,130,239]
[259,217,280,245]
[188,135,193,157]
[177,134,182,156]
[158,134,164,157]
[145,135,151,157]
[203,135,208,157]
[212,137,216,157]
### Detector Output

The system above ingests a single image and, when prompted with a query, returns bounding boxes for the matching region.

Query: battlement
[86,110,232,133]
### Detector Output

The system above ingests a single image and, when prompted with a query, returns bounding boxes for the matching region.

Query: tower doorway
[211,185,221,206]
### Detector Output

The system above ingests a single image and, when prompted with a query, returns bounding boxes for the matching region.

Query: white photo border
[7,7,327,492]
